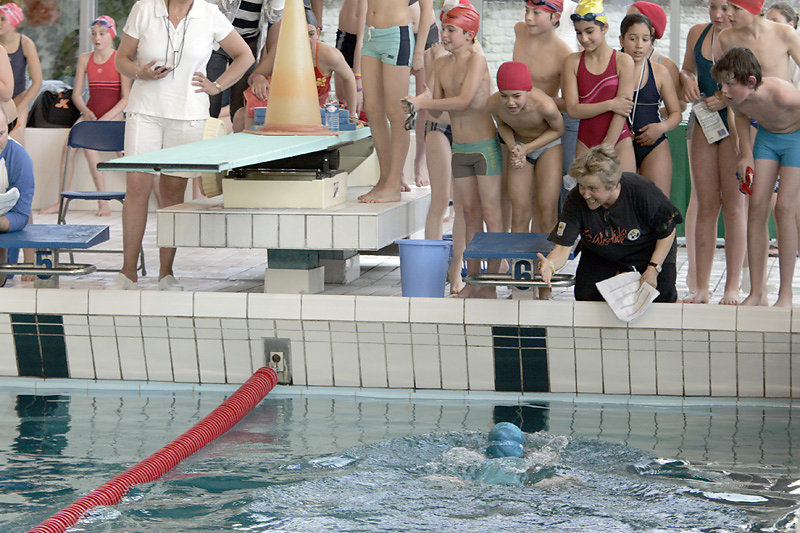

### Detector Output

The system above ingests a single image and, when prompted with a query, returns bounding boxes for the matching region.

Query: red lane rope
[30,367,278,533]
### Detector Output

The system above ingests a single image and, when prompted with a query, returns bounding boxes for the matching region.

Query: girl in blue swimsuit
[620,13,681,197]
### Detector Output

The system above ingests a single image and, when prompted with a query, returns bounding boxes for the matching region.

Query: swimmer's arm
[72,53,93,118]
[412,0,433,73]
[718,28,734,53]
[782,26,800,78]
[490,99,516,147]
[520,99,565,154]
[413,54,486,113]
[732,108,753,177]
[655,65,682,132]
[329,49,359,118]
[249,23,280,84]
[15,36,42,110]
[353,0,367,79]
[602,53,635,146]
[0,48,13,102]
[680,25,703,102]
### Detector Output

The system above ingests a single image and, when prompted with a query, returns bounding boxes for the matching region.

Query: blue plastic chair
[57,120,145,275]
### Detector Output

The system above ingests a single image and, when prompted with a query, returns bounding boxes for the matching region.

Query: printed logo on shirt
[556,221,566,236]
[627,229,640,241]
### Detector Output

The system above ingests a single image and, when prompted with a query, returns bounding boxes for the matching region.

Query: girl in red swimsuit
[562,0,636,172]
[43,16,132,217]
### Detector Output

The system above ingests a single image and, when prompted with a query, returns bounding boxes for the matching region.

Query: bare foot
[741,293,768,306]
[773,294,793,308]
[400,181,412,192]
[681,290,712,304]
[96,200,111,217]
[415,167,429,187]
[537,286,552,300]
[359,185,401,203]
[39,203,60,215]
[456,283,477,298]
[448,269,463,294]
[21,274,34,282]
[719,289,740,305]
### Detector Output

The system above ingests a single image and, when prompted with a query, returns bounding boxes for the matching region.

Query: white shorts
[124,112,206,178]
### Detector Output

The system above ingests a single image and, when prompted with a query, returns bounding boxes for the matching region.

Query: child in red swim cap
[488,61,564,299]
[402,5,505,298]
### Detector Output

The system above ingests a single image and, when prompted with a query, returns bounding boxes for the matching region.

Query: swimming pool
[2,387,799,531]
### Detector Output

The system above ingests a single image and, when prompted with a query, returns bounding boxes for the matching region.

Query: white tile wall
[200,213,227,247]
[385,343,415,388]
[224,339,253,383]
[574,301,627,328]
[90,336,121,380]
[304,341,333,386]
[0,288,36,313]
[710,352,737,397]
[519,300,573,327]
[331,342,361,387]
[65,335,94,379]
[655,351,683,396]
[174,213,200,247]
[143,337,173,381]
[195,293,247,318]
[170,338,199,383]
[575,349,602,393]
[333,215,359,249]
[440,345,468,390]
[306,215,333,249]
[632,303,682,329]
[227,214,253,248]
[38,290,89,315]
[629,350,656,395]
[412,344,441,389]
[117,336,148,381]
[197,338,226,384]
[410,297,464,324]
[302,295,355,321]
[252,214,279,248]
[764,353,790,398]
[157,212,174,247]
[683,352,710,396]
[141,291,193,317]
[279,215,306,248]
[356,296,409,323]
[467,346,494,390]
[737,307,791,333]
[737,352,764,397]
[465,299,518,325]
[602,350,630,394]
[359,343,388,388]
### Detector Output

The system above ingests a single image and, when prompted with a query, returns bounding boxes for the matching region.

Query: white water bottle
[324,94,339,131]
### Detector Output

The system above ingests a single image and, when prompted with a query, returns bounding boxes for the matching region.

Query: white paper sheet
[595,271,659,322]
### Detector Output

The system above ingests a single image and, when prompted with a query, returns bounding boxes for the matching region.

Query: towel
[595,271,659,322]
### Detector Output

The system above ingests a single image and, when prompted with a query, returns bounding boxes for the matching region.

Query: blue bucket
[396,239,453,297]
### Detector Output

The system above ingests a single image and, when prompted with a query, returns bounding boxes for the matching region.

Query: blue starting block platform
[463,232,575,291]
[0,224,110,288]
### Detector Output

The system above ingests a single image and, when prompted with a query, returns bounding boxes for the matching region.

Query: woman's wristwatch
[213,81,223,94]
[648,261,662,273]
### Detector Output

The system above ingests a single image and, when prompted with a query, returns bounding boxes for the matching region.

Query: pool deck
[9,204,799,307]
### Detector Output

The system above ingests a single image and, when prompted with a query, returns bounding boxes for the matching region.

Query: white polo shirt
[124,0,234,120]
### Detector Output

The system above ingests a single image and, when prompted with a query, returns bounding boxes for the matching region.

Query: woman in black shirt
[538,144,682,301]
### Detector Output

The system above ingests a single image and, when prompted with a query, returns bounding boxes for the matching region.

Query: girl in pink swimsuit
[562,0,636,172]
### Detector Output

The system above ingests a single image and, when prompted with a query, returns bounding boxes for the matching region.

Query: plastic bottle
[324,94,339,131]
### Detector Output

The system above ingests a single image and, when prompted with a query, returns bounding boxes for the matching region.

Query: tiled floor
[8,206,798,306]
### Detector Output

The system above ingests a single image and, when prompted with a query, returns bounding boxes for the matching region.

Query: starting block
[0,224,110,288]
[462,232,575,297]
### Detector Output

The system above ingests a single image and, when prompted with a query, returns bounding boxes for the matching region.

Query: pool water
[1,388,799,532]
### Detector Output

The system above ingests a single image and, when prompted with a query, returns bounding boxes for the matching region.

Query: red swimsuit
[576,50,631,148]
[314,43,332,108]
[86,50,122,118]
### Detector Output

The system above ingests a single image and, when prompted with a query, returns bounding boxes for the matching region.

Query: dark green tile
[521,348,549,393]
[492,326,519,337]
[38,324,64,336]
[12,324,37,335]
[521,337,547,348]
[14,335,42,377]
[10,313,35,324]
[40,336,69,378]
[494,336,519,348]
[493,347,521,392]
[520,327,546,338]
[37,315,64,324]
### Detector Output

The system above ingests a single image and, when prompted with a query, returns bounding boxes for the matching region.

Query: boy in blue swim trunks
[357,0,432,203]
[402,3,503,298]
[713,47,800,307]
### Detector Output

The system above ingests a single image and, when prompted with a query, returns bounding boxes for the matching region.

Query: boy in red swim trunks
[403,4,502,298]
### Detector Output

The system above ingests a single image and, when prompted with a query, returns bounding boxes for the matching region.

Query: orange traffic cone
[260,0,328,133]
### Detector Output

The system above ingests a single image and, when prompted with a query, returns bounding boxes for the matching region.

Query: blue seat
[57,121,145,275]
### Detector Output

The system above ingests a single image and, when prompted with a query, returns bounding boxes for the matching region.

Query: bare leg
[453,176,485,299]
[83,148,111,216]
[772,166,800,307]
[413,70,428,187]
[120,171,155,282]
[500,145,512,232]
[717,140,746,305]
[684,138,699,294]
[158,174,189,280]
[449,198,465,294]
[359,58,409,203]
[531,146,562,300]
[41,144,80,215]
[507,158,534,233]
[423,129,451,240]
[637,140,672,198]
[683,130,723,303]
[615,138,636,174]
[742,158,780,306]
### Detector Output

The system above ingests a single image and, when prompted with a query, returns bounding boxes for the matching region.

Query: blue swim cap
[486,422,524,458]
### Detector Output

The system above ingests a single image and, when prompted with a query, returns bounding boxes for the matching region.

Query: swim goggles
[526,0,561,11]
[570,11,607,22]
